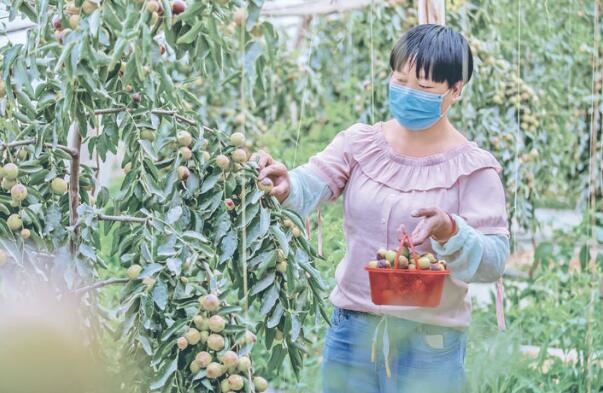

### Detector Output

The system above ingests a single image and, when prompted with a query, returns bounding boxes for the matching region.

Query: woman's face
[391,60,463,114]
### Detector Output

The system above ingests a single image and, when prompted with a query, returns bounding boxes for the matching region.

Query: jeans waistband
[335,306,463,335]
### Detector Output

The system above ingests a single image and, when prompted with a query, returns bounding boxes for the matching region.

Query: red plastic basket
[365,230,449,307]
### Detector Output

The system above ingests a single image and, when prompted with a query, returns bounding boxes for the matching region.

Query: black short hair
[389,24,473,87]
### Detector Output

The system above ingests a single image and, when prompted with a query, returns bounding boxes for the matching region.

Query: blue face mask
[389,83,451,131]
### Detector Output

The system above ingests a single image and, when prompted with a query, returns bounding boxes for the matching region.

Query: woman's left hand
[397,207,457,246]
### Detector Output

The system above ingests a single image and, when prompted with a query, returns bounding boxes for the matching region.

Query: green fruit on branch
[171,0,186,15]
[238,330,256,345]
[82,0,98,15]
[195,351,212,368]
[180,276,188,284]
[220,379,231,392]
[177,166,190,181]
[276,261,287,273]
[68,14,79,29]
[207,333,225,351]
[142,277,156,291]
[131,92,141,103]
[227,374,244,391]
[185,328,201,345]
[1,178,16,191]
[7,214,22,231]
[216,154,230,170]
[3,163,19,180]
[229,132,246,147]
[206,362,224,379]
[177,130,193,147]
[0,249,6,266]
[123,162,132,174]
[274,329,284,343]
[200,294,220,311]
[17,149,28,160]
[176,336,188,350]
[127,264,142,279]
[141,129,155,142]
[224,199,235,211]
[51,178,68,194]
[258,177,273,194]
[221,350,238,368]
[193,315,208,331]
[10,184,28,203]
[234,112,246,125]
[179,146,192,161]
[253,376,268,392]
[189,360,201,373]
[20,228,31,239]
[283,219,294,228]
[208,315,226,332]
[291,227,302,237]
[237,356,251,373]
[146,0,160,12]
[231,148,248,163]
[200,330,209,344]
[202,151,211,161]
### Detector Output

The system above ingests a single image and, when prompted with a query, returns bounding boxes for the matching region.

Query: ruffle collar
[349,122,502,192]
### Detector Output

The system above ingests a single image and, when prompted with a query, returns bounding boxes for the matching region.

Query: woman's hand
[397,207,457,246]
[250,150,291,204]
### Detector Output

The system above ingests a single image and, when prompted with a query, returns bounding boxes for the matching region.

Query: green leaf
[267,303,284,328]
[152,279,169,310]
[219,230,238,264]
[176,21,205,45]
[250,271,275,296]
[260,284,279,316]
[150,357,177,390]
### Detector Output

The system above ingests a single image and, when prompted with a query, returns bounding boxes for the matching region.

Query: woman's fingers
[259,162,287,180]
[411,218,434,245]
[411,207,439,218]
[271,181,290,202]
[250,150,273,170]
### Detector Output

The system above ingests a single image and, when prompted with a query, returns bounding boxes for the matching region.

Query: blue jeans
[322,307,467,393]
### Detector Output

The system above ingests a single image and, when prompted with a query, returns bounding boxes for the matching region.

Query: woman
[252,24,510,393]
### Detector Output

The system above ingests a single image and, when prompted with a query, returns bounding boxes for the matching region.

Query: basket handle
[394,228,419,269]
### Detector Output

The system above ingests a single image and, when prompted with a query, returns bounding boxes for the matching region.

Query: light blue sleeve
[429,214,510,283]
[281,166,332,217]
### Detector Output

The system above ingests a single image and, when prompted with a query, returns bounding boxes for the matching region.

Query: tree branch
[261,0,374,16]
[94,107,133,115]
[69,126,82,255]
[98,214,149,224]
[0,139,79,158]
[150,109,197,126]
[74,278,130,296]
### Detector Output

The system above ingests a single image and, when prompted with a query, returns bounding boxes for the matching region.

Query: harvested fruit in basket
[367,248,447,271]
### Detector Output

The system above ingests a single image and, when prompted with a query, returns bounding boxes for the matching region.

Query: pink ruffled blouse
[303,122,509,329]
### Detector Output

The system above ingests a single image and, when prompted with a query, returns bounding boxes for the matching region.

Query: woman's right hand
[250,150,291,203]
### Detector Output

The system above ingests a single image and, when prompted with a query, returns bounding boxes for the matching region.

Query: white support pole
[417,0,446,25]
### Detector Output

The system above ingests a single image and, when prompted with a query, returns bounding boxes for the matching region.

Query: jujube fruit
[367,260,379,269]
[237,356,251,372]
[176,336,188,350]
[206,362,224,379]
[3,163,19,180]
[7,214,22,231]
[276,261,287,273]
[177,130,192,147]
[185,328,201,345]
[193,315,208,331]
[216,154,230,170]
[229,132,245,147]
[127,264,142,279]
[20,228,31,239]
[179,147,192,161]
[177,166,190,181]
[253,376,268,392]
[258,178,273,194]
[10,184,28,203]
[228,374,244,391]
[224,199,235,211]
[189,360,201,373]
[171,0,186,15]
[220,379,231,392]
[221,350,238,368]
[141,129,155,142]
[208,315,226,332]
[200,294,220,311]
[146,0,160,12]
[51,178,68,194]
[384,250,397,263]
[207,334,225,351]
[195,351,212,368]
[231,148,247,163]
